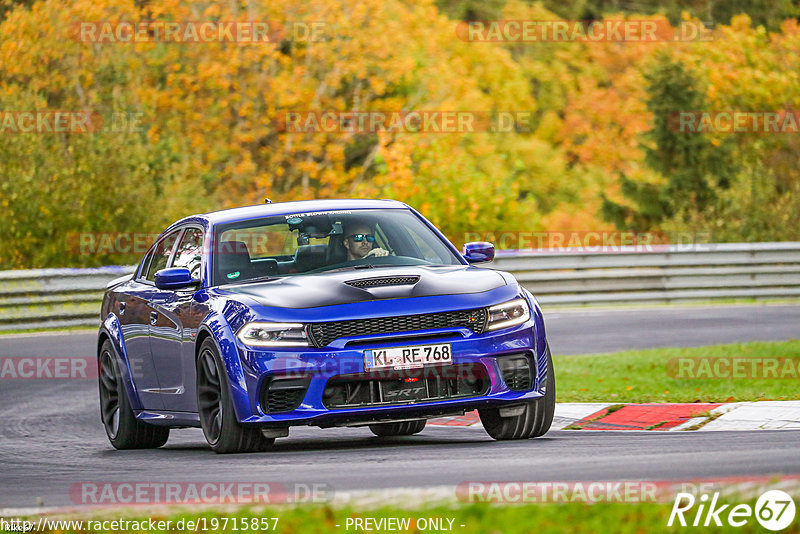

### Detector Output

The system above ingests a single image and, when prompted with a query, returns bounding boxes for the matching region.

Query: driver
[343,222,389,261]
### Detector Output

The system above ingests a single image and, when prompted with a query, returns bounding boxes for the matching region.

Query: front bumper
[232,320,547,427]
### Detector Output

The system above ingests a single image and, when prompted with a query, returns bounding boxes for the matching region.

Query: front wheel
[196,338,274,454]
[479,344,555,440]
[98,340,169,449]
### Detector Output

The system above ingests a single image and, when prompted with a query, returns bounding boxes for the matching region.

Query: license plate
[364,343,452,370]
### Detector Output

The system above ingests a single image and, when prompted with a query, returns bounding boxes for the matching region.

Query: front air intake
[322,363,489,409]
[497,352,535,391]
[260,376,310,413]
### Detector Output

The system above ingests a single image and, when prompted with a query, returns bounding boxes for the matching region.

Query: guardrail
[0,266,135,331]
[490,242,800,306]
[1,243,799,331]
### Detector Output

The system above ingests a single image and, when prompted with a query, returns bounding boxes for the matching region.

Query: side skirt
[135,410,201,427]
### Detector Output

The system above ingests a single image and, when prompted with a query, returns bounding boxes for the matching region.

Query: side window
[373,223,392,253]
[137,248,155,280]
[405,227,439,262]
[172,228,204,279]
[145,231,180,282]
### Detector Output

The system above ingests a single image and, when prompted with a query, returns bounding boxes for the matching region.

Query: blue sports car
[97,199,554,453]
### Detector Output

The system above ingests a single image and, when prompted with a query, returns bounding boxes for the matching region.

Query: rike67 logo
[669,490,796,531]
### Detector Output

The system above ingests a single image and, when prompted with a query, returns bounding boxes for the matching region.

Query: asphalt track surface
[1,304,799,508]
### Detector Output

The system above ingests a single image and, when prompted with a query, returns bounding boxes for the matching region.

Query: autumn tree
[601,53,738,231]
[539,0,800,30]
[3,0,800,270]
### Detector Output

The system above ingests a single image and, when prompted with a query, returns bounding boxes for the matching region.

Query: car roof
[172,199,410,228]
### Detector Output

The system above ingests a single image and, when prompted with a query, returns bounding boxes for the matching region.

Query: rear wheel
[197,338,274,454]
[479,344,555,440]
[369,419,426,437]
[98,340,169,449]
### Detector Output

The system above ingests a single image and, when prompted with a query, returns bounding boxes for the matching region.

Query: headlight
[237,322,311,347]
[486,298,530,331]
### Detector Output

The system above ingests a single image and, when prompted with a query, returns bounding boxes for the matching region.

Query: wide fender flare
[522,288,550,390]
[198,313,252,421]
[99,313,144,411]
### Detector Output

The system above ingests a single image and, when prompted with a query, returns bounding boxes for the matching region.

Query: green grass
[21,499,799,534]
[544,297,800,312]
[556,340,800,403]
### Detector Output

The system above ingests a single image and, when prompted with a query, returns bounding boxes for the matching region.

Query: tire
[479,344,556,440]
[196,338,274,454]
[98,340,169,449]
[369,419,426,437]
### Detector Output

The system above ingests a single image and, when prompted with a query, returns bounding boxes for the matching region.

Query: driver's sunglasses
[347,233,376,243]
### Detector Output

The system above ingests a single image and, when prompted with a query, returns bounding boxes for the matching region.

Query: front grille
[345,275,420,288]
[322,363,489,409]
[260,376,309,413]
[497,353,534,391]
[307,308,488,348]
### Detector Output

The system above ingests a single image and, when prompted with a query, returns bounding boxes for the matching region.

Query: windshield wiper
[309,264,370,274]
[322,263,403,273]
[243,275,281,283]
[311,262,418,275]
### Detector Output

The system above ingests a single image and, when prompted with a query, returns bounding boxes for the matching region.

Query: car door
[148,226,206,412]
[118,230,179,410]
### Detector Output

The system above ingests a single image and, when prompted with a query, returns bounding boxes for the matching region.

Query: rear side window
[145,231,180,281]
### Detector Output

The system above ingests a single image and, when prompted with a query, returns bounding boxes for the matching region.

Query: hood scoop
[345,275,421,289]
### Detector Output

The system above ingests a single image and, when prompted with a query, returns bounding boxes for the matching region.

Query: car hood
[221,265,508,309]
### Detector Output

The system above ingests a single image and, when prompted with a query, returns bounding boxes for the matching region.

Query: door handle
[150,311,158,325]
[118,302,126,315]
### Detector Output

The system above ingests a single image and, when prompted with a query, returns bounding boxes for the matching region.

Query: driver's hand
[366,248,389,257]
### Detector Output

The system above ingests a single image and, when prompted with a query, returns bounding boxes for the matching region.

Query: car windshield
[212,208,462,286]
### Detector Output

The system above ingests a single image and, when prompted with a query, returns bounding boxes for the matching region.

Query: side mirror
[154,267,197,290]
[463,242,495,263]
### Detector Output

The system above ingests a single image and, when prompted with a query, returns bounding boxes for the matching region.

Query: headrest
[217,240,251,258]
[216,241,252,282]
[326,234,347,265]
[294,244,327,271]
